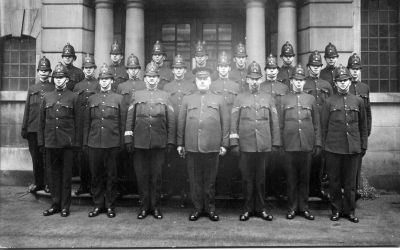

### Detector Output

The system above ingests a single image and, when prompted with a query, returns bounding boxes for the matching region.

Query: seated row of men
[22,40,370,223]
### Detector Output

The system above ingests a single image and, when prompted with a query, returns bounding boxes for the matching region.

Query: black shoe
[239,211,250,221]
[44,185,50,193]
[153,209,163,219]
[88,207,104,217]
[189,211,201,221]
[344,213,359,223]
[28,184,44,193]
[60,209,70,217]
[259,211,273,221]
[302,211,315,220]
[106,208,116,218]
[74,187,90,196]
[43,206,60,216]
[137,210,149,219]
[208,211,219,221]
[286,210,296,220]
[330,212,340,221]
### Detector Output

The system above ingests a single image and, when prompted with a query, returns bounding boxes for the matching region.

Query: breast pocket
[319,88,330,100]
[89,103,100,118]
[150,102,166,117]
[187,105,199,119]
[329,105,342,122]
[206,103,220,117]
[240,105,252,120]
[135,102,148,117]
[299,105,312,120]
[346,106,360,124]
[283,105,296,121]
[259,105,270,120]
[60,103,74,119]
[103,103,119,119]
[29,91,41,105]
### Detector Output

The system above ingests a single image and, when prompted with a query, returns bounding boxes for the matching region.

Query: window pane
[20,51,29,63]
[389,24,398,37]
[389,38,397,51]
[20,78,28,90]
[380,80,389,91]
[361,25,369,37]
[380,66,389,79]
[379,25,388,37]
[389,11,398,23]
[369,52,379,64]
[3,65,10,77]
[361,38,369,51]
[369,80,379,92]
[370,66,379,78]
[8,78,19,90]
[362,66,369,79]
[162,24,175,42]
[369,39,378,51]
[218,24,231,41]
[176,42,191,62]
[11,51,19,63]
[29,65,36,77]
[380,52,389,64]
[164,43,175,60]
[379,11,389,23]
[379,38,389,50]
[369,25,378,37]
[11,65,19,77]
[203,24,217,41]
[369,11,379,23]
[390,81,399,92]
[177,24,190,41]
[361,11,369,24]
[390,66,397,79]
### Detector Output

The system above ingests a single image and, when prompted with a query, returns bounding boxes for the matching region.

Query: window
[0,36,36,91]
[161,24,192,67]
[361,0,399,92]
[202,23,232,70]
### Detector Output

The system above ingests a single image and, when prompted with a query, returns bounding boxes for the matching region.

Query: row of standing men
[22,40,371,222]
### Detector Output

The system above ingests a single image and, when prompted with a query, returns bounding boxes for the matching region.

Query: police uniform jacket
[73,76,99,145]
[303,76,333,109]
[163,78,195,121]
[260,79,289,116]
[117,78,146,109]
[125,89,175,149]
[230,66,247,92]
[350,81,372,136]
[280,91,321,152]
[321,92,368,154]
[277,65,294,87]
[320,65,336,86]
[110,61,129,90]
[211,78,241,109]
[66,64,85,90]
[177,90,229,153]
[157,62,174,89]
[22,79,55,134]
[38,88,79,148]
[83,90,124,149]
[230,91,281,152]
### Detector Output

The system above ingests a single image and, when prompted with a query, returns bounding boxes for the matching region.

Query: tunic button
[149,125,152,127]
[57,101,60,104]
[299,128,302,131]
[102,118,104,120]
[56,126,58,129]
[102,109,105,112]
[102,101,105,104]
[56,118,59,120]
[56,109,59,112]
[101,127,104,129]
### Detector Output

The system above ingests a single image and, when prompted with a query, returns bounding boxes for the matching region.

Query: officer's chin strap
[308,66,320,78]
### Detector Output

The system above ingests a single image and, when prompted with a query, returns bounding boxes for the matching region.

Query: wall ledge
[370,93,400,103]
[0,91,27,101]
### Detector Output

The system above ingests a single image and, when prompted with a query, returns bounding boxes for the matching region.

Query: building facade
[0,0,399,192]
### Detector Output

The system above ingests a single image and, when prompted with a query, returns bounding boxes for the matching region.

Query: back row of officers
[22,39,371,223]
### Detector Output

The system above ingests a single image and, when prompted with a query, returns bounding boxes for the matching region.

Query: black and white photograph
[0,0,399,248]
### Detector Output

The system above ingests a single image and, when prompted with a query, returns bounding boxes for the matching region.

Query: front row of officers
[23,44,368,224]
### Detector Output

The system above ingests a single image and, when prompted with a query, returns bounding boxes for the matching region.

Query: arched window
[361,0,399,92]
[0,36,36,91]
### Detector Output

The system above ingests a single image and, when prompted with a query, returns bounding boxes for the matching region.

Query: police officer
[211,51,241,198]
[177,67,229,222]
[83,64,124,218]
[163,54,195,207]
[320,42,339,89]
[347,53,372,198]
[72,54,98,196]
[261,54,289,198]
[186,40,218,81]
[303,50,333,199]
[321,65,368,223]
[277,41,296,87]
[116,54,146,197]
[230,42,248,92]
[109,40,129,91]
[38,62,79,217]
[230,61,280,221]
[22,56,54,194]
[281,64,321,220]
[150,40,173,90]
[125,62,176,220]
[61,43,85,91]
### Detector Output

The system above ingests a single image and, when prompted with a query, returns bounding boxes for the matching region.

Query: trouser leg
[89,147,106,208]
[284,152,298,212]
[27,133,45,187]
[297,152,312,212]
[186,153,203,212]
[254,153,266,213]
[105,147,118,209]
[325,152,343,213]
[355,153,363,191]
[343,154,358,215]
[79,148,91,191]
[150,149,164,210]
[47,148,61,208]
[61,148,73,210]
[134,149,150,211]
[239,152,255,212]
[203,153,219,213]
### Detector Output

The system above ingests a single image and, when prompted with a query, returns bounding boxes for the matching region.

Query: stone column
[277,0,297,65]
[125,0,145,67]
[94,0,114,66]
[245,0,266,69]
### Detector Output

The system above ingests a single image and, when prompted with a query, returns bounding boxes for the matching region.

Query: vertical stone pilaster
[245,0,266,69]
[94,0,114,66]
[125,0,145,68]
[277,0,297,65]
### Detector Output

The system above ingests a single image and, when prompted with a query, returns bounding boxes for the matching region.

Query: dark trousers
[89,147,118,209]
[266,151,286,197]
[186,152,219,213]
[355,153,363,191]
[325,151,358,215]
[78,149,91,191]
[117,149,137,195]
[309,153,323,197]
[239,152,266,213]
[134,148,164,211]
[45,148,73,210]
[166,150,189,197]
[27,132,47,187]
[284,152,312,212]
[216,150,241,197]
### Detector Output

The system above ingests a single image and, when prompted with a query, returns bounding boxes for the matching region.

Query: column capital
[276,0,296,8]
[95,0,114,9]
[126,0,144,9]
[244,0,266,8]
